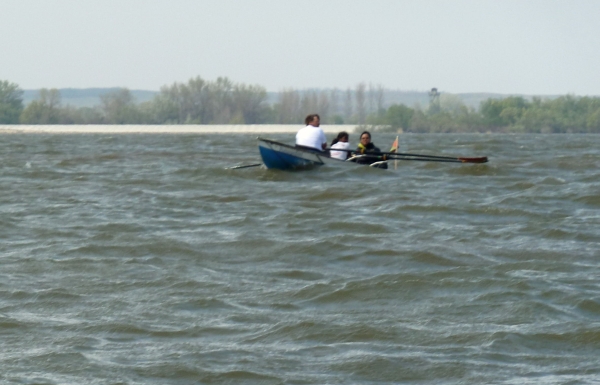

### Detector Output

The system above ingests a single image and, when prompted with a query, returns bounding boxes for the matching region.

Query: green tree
[408,108,429,133]
[355,83,366,124]
[0,80,24,124]
[440,94,467,115]
[331,115,344,124]
[20,88,62,124]
[586,108,600,133]
[232,84,268,124]
[100,88,141,124]
[206,77,234,123]
[148,76,268,124]
[385,104,414,130]
[274,88,302,124]
[480,96,529,128]
[59,106,104,124]
[453,106,484,132]
[148,83,190,124]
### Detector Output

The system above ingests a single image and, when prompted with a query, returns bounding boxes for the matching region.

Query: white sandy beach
[0,125,355,134]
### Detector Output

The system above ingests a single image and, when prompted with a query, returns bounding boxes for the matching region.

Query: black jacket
[354,143,388,169]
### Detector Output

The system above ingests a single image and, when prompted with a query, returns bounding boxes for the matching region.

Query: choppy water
[1,130,599,384]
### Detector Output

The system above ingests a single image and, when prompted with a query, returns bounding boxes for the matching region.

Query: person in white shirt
[329,131,350,160]
[296,114,327,151]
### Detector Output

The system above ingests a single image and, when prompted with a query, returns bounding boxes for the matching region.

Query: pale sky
[2,0,599,95]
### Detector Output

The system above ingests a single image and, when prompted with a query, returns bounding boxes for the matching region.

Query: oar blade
[458,157,488,163]
[226,163,263,169]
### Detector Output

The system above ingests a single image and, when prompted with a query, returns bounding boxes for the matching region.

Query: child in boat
[329,131,350,160]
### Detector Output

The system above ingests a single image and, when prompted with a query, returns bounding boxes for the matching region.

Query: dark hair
[331,131,349,146]
[304,114,320,125]
[360,131,371,139]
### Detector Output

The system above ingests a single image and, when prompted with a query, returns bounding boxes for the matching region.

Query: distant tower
[428,87,440,114]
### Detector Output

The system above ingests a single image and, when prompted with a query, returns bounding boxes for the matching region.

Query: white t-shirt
[295,125,326,151]
[330,141,350,160]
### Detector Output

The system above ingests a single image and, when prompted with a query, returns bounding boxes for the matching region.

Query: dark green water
[1,132,599,384]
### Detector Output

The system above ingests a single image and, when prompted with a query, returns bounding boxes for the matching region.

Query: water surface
[1,131,599,384]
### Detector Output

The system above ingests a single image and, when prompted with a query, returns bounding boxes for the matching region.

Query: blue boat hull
[257,138,341,170]
[257,138,390,171]
[258,146,319,170]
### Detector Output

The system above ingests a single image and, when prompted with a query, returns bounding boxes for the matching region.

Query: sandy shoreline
[0,124,356,134]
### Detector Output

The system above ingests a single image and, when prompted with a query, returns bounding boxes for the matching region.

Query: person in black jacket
[354,131,388,169]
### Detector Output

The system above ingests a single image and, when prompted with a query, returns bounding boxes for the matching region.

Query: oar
[226,163,263,169]
[326,148,488,163]
[358,154,477,164]
[389,155,488,163]
[390,153,487,163]
[388,156,476,163]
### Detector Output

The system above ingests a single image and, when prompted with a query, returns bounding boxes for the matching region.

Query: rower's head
[359,131,371,145]
[305,114,320,127]
[336,131,349,143]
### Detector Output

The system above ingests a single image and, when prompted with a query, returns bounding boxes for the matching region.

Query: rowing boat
[253,137,488,171]
[257,138,389,170]
[258,138,340,170]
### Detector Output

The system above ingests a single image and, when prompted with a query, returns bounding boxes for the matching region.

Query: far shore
[0,124,356,134]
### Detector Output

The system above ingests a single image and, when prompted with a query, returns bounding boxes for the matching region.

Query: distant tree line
[1,78,599,133]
